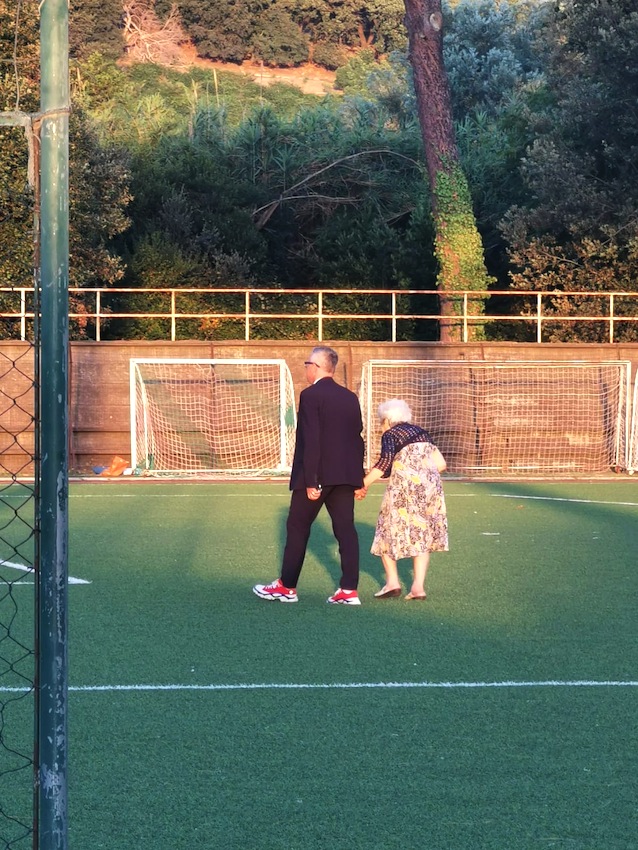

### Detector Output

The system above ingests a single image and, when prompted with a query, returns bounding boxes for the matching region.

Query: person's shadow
[275,504,381,589]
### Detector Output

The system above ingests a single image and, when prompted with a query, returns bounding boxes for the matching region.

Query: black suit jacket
[289,377,364,491]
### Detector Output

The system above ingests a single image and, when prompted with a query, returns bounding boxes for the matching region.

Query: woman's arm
[431,447,447,473]
[363,466,385,488]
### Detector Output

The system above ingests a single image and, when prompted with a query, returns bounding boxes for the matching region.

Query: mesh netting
[131,359,297,476]
[360,360,630,476]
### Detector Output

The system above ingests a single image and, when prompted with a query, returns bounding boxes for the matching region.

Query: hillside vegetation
[2,1,638,345]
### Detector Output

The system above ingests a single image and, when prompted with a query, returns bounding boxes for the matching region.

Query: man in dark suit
[253,346,365,604]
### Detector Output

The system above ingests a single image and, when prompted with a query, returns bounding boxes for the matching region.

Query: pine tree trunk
[403,0,490,341]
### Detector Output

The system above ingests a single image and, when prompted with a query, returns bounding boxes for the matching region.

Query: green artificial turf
[3,480,638,848]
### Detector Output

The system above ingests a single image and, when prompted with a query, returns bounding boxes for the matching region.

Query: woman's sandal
[374,586,402,599]
[405,591,427,601]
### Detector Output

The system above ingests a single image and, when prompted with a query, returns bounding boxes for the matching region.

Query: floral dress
[370,425,448,560]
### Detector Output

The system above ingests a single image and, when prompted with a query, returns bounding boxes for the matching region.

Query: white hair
[377,398,412,425]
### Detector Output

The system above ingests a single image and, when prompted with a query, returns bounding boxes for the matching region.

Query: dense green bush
[69,0,124,60]
[252,7,310,67]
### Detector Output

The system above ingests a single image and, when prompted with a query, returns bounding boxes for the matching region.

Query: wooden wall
[2,339,637,475]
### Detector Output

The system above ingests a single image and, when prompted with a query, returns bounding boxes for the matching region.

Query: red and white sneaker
[327,588,361,605]
[253,578,298,603]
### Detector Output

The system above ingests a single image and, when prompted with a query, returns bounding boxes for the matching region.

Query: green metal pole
[38,0,69,847]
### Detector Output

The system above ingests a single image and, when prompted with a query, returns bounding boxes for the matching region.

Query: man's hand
[354,487,367,501]
[307,487,322,500]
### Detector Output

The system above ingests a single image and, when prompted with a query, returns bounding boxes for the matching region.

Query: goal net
[359,360,630,476]
[629,369,638,475]
[130,359,296,476]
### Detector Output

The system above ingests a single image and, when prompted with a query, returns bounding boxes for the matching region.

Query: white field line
[4,491,637,507]
[1,560,90,584]
[492,494,638,507]
[40,492,638,508]
[1,680,638,695]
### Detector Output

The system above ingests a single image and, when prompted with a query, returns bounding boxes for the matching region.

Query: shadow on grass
[273,498,384,593]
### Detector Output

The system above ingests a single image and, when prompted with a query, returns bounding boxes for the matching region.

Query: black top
[373,422,434,478]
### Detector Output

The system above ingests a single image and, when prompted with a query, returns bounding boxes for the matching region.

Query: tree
[251,5,310,67]
[322,0,406,52]
[403,0,492,340]
[69,0,124,60]
[443,0,546,120]
[500,0,638,342]
[0,2,133,340]
[67,110,132,293]
[171,0,254,62]
[1,0,42,338]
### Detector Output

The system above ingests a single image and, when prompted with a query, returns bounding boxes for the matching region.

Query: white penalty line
[2,680,638,694]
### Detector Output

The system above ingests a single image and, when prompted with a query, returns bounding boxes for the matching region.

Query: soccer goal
[359,360,631,476]
[130,359,296,476]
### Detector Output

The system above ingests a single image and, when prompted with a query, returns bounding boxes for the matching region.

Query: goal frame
[129,357,296,477]
[359,359,631,476]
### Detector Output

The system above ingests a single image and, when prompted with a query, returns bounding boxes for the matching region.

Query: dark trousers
[280,484,359,591]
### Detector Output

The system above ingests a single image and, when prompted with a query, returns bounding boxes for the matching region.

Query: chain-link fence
[0,344,36,849]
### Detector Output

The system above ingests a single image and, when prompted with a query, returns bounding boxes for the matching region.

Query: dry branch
[122,1,186,66]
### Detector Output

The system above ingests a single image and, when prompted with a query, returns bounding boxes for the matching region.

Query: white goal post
[130,358,296,477]
[629,369,638,475]
[359,360,631,476]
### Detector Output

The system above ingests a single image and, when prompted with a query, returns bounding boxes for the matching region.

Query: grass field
[2,479,638,849]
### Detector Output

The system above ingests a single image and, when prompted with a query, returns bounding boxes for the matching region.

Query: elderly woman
[360,399,448,600]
